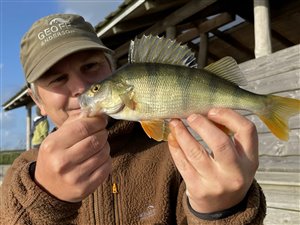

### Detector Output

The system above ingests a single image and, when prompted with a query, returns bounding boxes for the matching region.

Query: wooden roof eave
[2,86,31,111]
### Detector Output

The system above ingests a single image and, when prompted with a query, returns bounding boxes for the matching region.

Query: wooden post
[26,104,32,150]
[254,0,272,58]
[166,26,176,39]
[198,33,208,68]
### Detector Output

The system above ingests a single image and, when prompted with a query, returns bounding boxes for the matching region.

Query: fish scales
[111,63,262,119]
[79,35,300,141]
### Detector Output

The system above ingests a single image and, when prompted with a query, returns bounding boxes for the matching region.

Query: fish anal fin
[140,120,170,141]
[204,56,247,86]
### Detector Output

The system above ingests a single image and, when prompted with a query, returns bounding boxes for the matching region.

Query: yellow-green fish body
[79,35,300,141]
[103,63,261,120]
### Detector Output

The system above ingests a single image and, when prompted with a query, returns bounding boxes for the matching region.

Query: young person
[31,107,49,148]
[0,14,266,224]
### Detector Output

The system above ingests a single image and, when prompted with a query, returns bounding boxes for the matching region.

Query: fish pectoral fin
[140,120,170,142]
[120,93,137,110]
[119,85,137,110]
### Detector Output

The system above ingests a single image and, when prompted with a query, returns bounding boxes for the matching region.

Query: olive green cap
[21,14,113,83]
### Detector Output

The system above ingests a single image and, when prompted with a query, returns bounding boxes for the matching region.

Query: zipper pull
[112,183,118,194]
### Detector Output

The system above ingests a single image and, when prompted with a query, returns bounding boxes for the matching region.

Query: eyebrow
[38,51,108,82]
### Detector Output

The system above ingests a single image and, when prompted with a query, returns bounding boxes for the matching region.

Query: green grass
[0,150,25,164]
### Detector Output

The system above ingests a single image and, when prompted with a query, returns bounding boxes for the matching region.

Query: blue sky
[0,0,121,150]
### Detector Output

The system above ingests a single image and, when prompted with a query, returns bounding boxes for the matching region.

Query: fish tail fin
[257,95,300,141]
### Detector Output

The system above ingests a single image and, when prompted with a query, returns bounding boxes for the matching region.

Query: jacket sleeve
[0,149,81,225]
[179,179,266,224]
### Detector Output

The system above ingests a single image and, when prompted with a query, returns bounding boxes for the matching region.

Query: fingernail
[170,119,180,128]
[187,114,198,123]
[208,108,219,116]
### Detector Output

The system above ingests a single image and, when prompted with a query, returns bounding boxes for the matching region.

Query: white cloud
[58,1,121,26]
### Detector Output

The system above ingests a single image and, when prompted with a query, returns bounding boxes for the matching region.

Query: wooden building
[2,0,300,223]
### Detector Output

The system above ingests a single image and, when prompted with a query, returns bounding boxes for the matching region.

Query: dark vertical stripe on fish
[145,64,158,111]
[208,72,218,107]
[232,85,241,107]
[182,68,193,111]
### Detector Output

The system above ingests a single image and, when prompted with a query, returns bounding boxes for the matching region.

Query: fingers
[168,119,212,177]
[207,108,258,163]
[186,113,237,164]
[35,115,111,202]
[66,129,108,164]
[43,115,108,150]
[167,109,259,213]
[66,142,111,183]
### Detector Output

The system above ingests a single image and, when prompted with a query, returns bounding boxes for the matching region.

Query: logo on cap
[49,18,70,25]
[37,17,75,46]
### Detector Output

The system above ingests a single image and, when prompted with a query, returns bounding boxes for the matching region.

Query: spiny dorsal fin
[129,35,197,68]
[204,57,248,86]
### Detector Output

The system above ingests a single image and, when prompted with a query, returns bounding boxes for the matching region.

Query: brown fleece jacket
[0,121,266,225]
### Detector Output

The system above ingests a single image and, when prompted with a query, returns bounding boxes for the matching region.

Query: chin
[68,109,82,116]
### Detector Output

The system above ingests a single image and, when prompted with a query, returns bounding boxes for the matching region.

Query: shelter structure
[2,0,300,223]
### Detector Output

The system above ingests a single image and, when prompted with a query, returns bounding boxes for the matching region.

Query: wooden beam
[211,29,254,58]
[144,0,217,35]
[111,10,170,35]
[114,0,217,59]
[198,33,208,68]
[271,29,295,47]
[176,12,233,43]
[238,11,295,49]
[166,26,176,39]
[198,13,234,33]
[112,19,153,35]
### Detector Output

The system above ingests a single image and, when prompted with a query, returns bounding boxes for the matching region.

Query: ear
[27,88,47,116]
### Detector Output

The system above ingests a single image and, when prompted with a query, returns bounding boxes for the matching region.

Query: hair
[29,82,40,102]
[28,52,115,102]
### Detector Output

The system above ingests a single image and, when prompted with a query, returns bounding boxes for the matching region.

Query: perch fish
[79,35,300,141]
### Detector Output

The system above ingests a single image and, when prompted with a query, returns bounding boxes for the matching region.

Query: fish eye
[91,84,100,93]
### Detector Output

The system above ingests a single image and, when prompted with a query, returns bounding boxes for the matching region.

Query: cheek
[39,92,69,126]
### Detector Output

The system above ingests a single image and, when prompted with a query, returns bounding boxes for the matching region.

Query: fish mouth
[79,95,125,116]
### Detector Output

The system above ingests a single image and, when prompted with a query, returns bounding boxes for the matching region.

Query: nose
[69,74,90,97]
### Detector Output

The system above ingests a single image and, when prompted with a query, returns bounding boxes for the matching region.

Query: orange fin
[257,95,300,141]
[140,120,170,141]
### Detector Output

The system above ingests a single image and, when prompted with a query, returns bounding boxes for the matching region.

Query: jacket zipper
[112,176,121,225]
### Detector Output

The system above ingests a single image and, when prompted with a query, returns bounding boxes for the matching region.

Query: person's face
[29,50,112,127]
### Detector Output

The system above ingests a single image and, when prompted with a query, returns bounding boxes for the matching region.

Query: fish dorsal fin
[129,35,197,68]
[204,57,248,86]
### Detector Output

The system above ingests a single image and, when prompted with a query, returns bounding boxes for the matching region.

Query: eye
[82,62,100,72]
[91,84,101,93]
[49,74,67,85]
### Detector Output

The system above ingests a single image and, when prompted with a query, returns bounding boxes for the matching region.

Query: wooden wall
[239,44,300,225]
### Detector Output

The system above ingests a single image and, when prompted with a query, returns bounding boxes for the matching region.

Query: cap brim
[27,40,113,83]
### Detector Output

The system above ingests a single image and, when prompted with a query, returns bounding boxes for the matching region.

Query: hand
[34,115,112,202]
[168,108,258,213]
